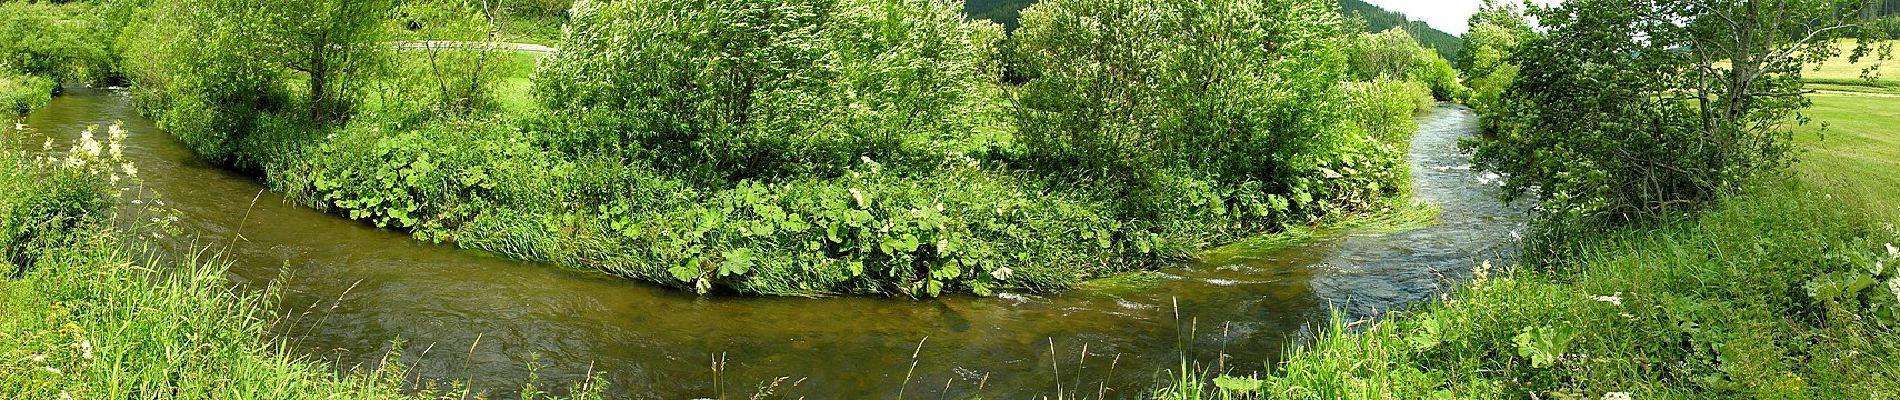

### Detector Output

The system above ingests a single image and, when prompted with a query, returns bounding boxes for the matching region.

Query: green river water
[8,86,1522,398]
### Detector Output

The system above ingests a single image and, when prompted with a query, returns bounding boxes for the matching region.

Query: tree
[121,0,391,165]
[1469,0,1890,225]
[1011,0,1403,229]
[535,0,1006,182]
[257,0,392,121]
[1343,27,1467,101]
[1456,0,1533,133]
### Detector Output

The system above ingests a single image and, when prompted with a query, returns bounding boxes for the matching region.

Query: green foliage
[0,72,56,115]
[1163,182,1900,399]
[107,0,1420,298]
[1456,0,1532,134]
[1011,0,1397,235]
[535,0,1007,182]
[0,125,605,399]
[0,151,107,277]
[1343,27,1468,101]
[121,0,391,167]
[1341,79,1432,144]
[1468,0,1891,227]
[0,2,114,83]
[384,0,515,118]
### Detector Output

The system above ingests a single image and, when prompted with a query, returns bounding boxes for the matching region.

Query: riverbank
[1159,94,1900,399]
[1,72,54,115]
[0,122,605,398]
[155,18,1448,298]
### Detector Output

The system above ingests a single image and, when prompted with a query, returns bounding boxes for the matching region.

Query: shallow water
[7,87,1521,399]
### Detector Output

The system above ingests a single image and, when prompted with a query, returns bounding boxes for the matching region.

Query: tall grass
[1144,44,1900,400]
[0,130,605,399]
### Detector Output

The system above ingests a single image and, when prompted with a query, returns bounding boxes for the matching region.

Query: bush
[0,151,108,277]
[535,0,1007,182]
[0,72,56,115]
[0,2,114,83]
[1011,0,1394,231]
[1456,0,1532,134]
[1344,28,1467,102]
[1468,0,1886,226]
[121,0,390,169]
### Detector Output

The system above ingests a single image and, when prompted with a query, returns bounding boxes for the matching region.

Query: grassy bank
[1,71,55,115]
[0,126,604,398]
[1157,87,1900,399]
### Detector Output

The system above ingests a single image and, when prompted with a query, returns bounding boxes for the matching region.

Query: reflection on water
[8,89,1520,399]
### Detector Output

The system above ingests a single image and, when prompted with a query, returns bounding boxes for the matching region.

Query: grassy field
[1154,45,1900,400]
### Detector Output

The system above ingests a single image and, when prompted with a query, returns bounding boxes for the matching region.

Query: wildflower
[77,128,101,158]
[78,339,92,360]
[1592,294,1622,306]
[848,188,866,208]
[991,266,1014,281]
[1602,393,1633,400]
[28,353,45,363]
[43,367,61,375]
[108,142,123,159]
[1886,243,1897,259]
[122,163,138,178]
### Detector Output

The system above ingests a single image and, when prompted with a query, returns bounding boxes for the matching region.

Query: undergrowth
[1159,179,1900,399]
[0,127,605,399]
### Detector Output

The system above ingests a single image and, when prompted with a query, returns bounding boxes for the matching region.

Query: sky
[1361,0,1565,36]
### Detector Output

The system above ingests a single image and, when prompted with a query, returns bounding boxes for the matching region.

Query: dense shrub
[1470,0,1888,227]
[0,72,56,115]
[1011,0,1398,233]
[535,0,1007,182]
[1344,27,1466,101]
[0,2,114,83]
[1456,0,1532,134]
[0,150,108,277]
[121,0,390,168]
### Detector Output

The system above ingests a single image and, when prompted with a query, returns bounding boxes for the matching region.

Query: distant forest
[965,0,1463,61]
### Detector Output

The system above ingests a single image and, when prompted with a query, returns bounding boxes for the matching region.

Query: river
[6,86,1522,399]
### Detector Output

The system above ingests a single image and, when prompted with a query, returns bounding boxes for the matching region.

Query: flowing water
[7,87,1523,399]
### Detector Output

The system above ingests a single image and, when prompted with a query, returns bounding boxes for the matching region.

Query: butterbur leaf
[718,248,755,276]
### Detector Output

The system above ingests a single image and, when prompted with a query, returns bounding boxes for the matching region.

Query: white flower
[991,266,1013,281]
[122,163,138,177]
[1592,294,1623,306]
[28,353,45,363]
[78,339,92,360]
[1602,392,1633,400]
[1886,243,1897,259]
[77,129,101,158]
[848,188,866,208]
